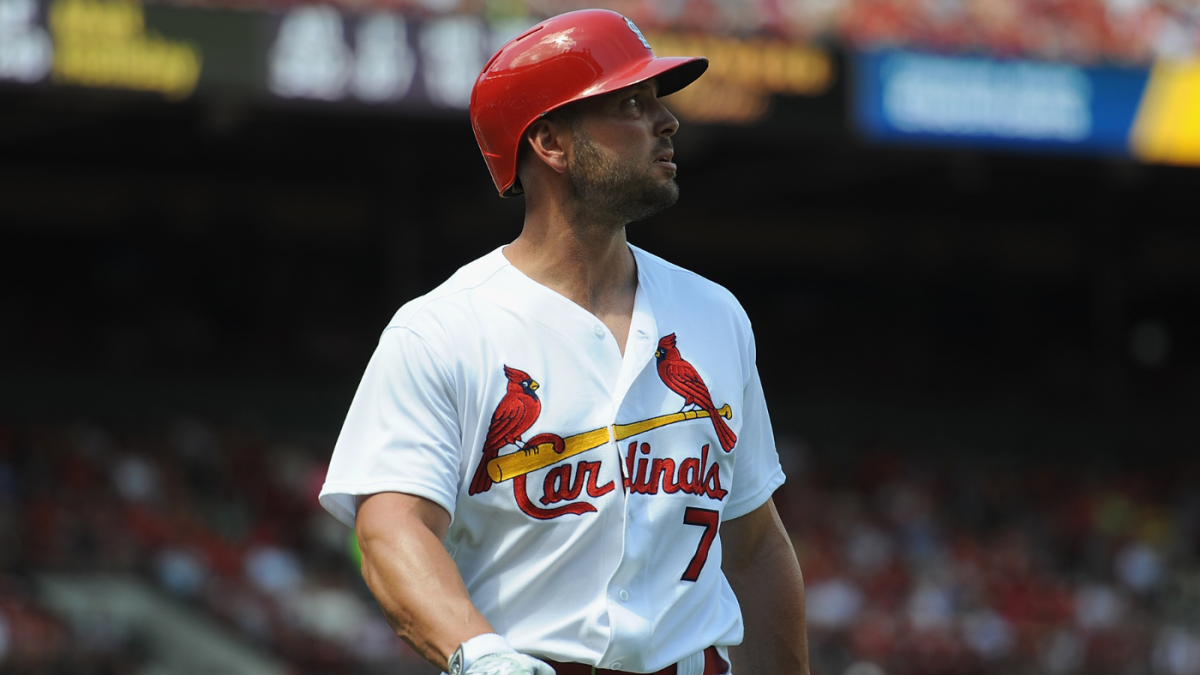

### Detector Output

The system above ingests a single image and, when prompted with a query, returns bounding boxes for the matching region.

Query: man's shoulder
[386,247,509,331]
[633,245,747,318]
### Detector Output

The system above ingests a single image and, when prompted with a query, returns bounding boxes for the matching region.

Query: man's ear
[524,117,571,175]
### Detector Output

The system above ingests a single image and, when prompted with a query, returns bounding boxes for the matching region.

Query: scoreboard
[0,0,835,125]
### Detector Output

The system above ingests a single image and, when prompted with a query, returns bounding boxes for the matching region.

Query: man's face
[564,80,681,225]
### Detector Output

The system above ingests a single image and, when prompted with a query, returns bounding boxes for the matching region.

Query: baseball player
[319,9,809,675]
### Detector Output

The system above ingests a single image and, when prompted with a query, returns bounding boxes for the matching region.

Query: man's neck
[504,210,638,355]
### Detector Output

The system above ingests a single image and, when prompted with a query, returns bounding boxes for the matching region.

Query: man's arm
[355,492,494,671]
[721,498,810,675]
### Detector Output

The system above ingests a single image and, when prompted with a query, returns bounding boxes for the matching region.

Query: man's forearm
[723,502,810,674]
[356,492,495,671]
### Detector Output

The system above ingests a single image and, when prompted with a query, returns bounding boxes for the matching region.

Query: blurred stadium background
[2,0,1200,673]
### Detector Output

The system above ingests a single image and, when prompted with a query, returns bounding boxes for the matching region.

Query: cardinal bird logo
[655,333,737,452]
[469,365,542,495]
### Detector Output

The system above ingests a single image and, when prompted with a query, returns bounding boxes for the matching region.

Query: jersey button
[593,325,605,338]
[619,589,629,601]
[611,662,622,670]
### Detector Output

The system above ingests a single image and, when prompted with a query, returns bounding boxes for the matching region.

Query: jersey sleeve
[319,326,462,528]
[722,334,785,521]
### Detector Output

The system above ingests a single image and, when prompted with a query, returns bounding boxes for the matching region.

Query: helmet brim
[580,55,709,102]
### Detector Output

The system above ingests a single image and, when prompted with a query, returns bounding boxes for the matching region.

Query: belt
[543,646,728,675]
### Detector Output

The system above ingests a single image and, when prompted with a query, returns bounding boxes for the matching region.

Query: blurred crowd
[0,419,431,675]
[161,0,1200,65]
[593,0,1200,63]
[775,439,1200,675]
[801,0,1200,63]
[2,418,1200,675]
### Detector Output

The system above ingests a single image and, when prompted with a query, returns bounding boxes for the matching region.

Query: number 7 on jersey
[681,507,719,582]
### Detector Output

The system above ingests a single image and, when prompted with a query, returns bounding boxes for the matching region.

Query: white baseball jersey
[320,244,784,673]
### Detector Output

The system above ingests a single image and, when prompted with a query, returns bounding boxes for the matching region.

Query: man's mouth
[655,149,676,172]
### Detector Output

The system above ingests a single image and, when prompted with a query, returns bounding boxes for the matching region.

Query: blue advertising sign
[853,50,1151,156]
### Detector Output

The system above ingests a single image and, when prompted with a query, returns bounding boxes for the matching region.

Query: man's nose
[658,104,680,137]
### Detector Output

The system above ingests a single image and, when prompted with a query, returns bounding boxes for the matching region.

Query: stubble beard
[566,129,679,227]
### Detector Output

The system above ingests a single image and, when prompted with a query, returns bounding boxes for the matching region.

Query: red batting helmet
[470,9,708,197]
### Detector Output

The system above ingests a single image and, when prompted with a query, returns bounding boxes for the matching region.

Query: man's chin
[567,165,680,224]
[626,182,679,224]
[655,178,680,209]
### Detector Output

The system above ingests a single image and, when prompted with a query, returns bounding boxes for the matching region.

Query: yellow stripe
[486,405,732,483]
[1131,59,1200,166]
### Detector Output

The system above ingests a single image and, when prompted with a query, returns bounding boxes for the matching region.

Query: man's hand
[449,633,555,675]
[463,653,556,675]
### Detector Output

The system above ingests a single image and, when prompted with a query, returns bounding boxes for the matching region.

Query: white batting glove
[448,633,556,675]
[463,652,556,675]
